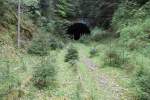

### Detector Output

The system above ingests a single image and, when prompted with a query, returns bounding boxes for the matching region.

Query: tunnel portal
[67,23,90,40]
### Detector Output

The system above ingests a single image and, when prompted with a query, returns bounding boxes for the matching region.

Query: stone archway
[66,23,90,40]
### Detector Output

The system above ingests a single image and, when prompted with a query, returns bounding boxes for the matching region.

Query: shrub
[45,21,55,33]
[79,35,91,44]
[91,27,110,41]
[32,58,57,89]
[48,37,64,50]
[0,74,19,99]
[104,50,127,67]
[49,38,59,50]
[128,39,139,51]
[112,1,150,44]
[89,47,98,57]
[28,33,64,56]
[118,19,150,49]
[0,62,20,99]
[28,34,49,56]
[134,67,150,99]
[64,46,79,65]
[112,1,137,29]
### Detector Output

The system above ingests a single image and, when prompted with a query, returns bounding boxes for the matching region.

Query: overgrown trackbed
[77,43,135,100]
[19,43,136,100]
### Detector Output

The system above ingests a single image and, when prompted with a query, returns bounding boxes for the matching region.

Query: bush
[0,74,19,99]
[104,50,127,68]
[28,34,49,56]
[89,47,98,57]
[28,33,64,56]
[112,0,150,42]
[79,35,91,44]
[48,37,64,50]
[32,57,57,89]
[91,27,110,41]
[64,46,79,65]
[118,19,150,49]
[134,67,150,99]
[127,39,140,51]
[0,62,20,99]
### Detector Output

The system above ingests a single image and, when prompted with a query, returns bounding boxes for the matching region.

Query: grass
[0,38,145,99]
[76,42,137,99]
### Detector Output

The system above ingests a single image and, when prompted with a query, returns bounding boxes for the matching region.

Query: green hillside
[0,0,150,100]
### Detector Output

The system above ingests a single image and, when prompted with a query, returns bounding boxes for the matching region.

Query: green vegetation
[104,50,127,68]
[0,64,20,99]
[91,27,111,41]
[134,67,150,99]
[0,0,150,99]
[28,34,49,56]
[32,56,57,89]
[89,47,98,58]
[65,45,79,65]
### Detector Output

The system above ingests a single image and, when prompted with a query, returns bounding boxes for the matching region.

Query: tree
[39,0,54,20]
[79,0,117,28]
[0,0,9,24]
[32,56,57,89]
[65,45,79,65]
[132,0,149,6]
[55,0,79,18]
[17,0,21,48]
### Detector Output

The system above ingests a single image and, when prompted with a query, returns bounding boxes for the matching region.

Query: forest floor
[76,43,136,100]
[2,41,138,100]
[29,42,136,100]
[81,50,128,100]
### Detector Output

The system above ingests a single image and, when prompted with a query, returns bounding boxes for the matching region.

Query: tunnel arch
[66,23,90,40]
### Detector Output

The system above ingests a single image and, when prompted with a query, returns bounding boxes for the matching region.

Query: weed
[104,50,127,68]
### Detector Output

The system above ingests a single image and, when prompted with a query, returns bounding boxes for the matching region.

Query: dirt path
[82,57,97,71]
[82,56,129,100]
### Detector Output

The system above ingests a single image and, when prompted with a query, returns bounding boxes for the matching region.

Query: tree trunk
[17,0,21,48]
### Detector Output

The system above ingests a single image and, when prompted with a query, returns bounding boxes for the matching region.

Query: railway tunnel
[66,21,91,40]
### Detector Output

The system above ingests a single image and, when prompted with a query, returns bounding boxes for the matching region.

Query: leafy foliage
[28,34,49,56]
[104,50,127,68]
[1,0,150,99]
[55,0,77,18]
[28,33,64,56]
[112,0,150,30]
[79,0,117,28]
[0,62,20,99]
[32,57,57,89]
[89,47,98,57]
[91,27,111,41]
[134,67,150,99]
[0,0,6,17]
[112,0,150,51]
[65,45,79,65]
[48,37,64,50]
[79,35,91,44]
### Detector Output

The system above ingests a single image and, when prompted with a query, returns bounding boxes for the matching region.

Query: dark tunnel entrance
[67,23,90,40]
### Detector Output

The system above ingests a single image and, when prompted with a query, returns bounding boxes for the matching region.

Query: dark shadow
[67,23,90,40]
